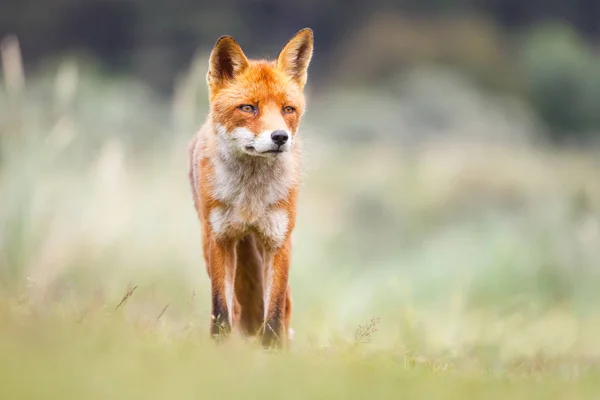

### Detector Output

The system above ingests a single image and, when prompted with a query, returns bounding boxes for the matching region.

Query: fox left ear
[277,28,314,88]
[207,35,249,88]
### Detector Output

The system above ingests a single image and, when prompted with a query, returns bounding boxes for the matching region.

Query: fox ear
[277,28,314,88]
[207,35,249,87]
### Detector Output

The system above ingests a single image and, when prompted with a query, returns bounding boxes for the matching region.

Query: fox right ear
[207,36,249,87]
[277,28,314,89]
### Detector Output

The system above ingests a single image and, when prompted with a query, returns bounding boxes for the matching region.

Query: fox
[187,28,313,348]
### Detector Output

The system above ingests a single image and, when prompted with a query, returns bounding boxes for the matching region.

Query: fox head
[206,28,313,157]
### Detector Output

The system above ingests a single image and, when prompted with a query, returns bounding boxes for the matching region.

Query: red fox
[187,28,313,348]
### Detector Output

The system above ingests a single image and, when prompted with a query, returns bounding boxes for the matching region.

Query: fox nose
[271,130,289,146]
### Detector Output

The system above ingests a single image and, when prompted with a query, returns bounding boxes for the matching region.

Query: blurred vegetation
[2,0,600,142]
[1,26,599,324]
[520,23,600,144]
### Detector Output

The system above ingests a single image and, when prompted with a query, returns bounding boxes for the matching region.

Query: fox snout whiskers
[240,129,292,156]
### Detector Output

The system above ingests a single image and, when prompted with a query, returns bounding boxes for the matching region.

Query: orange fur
[188,28,313,348]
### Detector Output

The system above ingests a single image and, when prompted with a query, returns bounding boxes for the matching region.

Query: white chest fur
[208,151,296,247]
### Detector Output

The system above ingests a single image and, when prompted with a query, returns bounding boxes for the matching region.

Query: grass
[2,37,600,398]
[2,300,600,399]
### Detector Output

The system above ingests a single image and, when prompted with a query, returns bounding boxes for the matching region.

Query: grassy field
[2,45,600,398]
[2,305,600,400]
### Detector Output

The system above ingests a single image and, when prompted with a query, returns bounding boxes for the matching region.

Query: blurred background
[1,0,600,355]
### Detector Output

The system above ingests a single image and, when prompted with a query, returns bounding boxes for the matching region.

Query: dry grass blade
[157,304,169,321]
[354,317,380,345]
[115,285,138,311]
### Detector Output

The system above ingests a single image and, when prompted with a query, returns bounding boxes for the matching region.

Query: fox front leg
[261,238,292,349]
[207,238,237,341]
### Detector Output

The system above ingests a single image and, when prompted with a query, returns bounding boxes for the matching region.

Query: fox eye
[282,106,295,114]
[238,104,256,113]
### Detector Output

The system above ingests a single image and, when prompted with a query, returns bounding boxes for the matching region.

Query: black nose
[271,130,289,146]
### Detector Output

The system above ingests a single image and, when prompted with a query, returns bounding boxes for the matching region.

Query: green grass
[2,301,600,399]
[2,42,600,398]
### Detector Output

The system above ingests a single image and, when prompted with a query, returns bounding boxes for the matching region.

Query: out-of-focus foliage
[519,23,600,144]
[1,0,600,143]
[1,47,599,318]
